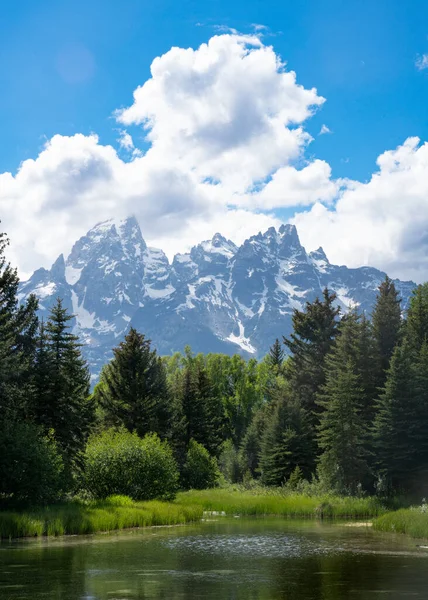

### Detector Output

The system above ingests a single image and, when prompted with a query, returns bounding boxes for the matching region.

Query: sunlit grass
[0,495,203,539]
[176,488,387,519]
[373,508,428,539]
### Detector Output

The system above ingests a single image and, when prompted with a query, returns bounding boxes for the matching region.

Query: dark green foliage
[84,429,179,500]
[317,312,370,494]
[372,276,402,387]
[219,439,243,483]
[405,283,428,351]
[33,299,94,473]
[240,401,273,478]
[181,439,220,490]
[0,231,39,422]
[284,288,340,418]
[373,341,428,494]
[260,387,314,486]
[0,421,63,506]
[268,338,284,373]
[178,362,225,458]
[96,328,171,439]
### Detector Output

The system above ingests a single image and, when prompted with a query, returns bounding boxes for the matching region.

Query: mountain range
[18,216,416,379]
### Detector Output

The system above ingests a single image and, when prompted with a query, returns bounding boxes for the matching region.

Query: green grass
[0,495,203,539]
[373,508,428,539]
[176,488,387,519]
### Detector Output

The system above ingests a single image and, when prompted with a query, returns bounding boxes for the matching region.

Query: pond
[1,518,427,599]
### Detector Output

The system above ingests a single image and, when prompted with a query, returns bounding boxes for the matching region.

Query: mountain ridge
[18,216,416,378]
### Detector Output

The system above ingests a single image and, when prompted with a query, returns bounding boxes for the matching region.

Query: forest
[2,224,428,512]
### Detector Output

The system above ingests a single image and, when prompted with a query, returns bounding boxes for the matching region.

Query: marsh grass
[373,507,428,539]
[0,495,203,539]
[176,489,386,519]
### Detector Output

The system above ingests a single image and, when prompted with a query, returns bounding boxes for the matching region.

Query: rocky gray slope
[18,216,416,379]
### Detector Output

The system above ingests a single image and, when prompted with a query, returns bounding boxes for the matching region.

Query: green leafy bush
[182,439,220,490]
[0,421,64,506]
[83,429,179,501]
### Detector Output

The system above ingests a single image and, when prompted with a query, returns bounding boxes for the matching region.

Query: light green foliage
[0,496,202,539]
[84,429,179,501]
[182,440,220,490]
[219,439,244,483]
[177,488,386,518]
[0,421,64,506]
[373,506,428,538]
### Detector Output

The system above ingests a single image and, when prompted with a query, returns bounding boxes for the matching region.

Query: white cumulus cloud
[293,137,428,282]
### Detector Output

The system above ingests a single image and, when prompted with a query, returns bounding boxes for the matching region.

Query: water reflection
[0,519,427,599]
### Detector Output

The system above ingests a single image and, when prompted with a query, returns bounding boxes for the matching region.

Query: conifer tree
[178,362,225,458]
[268,338,284,373]
[405,283,428,351]
[34,298,94,471]
[372,276,402,388]
[260,390,314,486]
[317,313,370,494]
[0,231,38,422]
[372,341,423,493]
[284,288,340,418]
[97,327,171,439]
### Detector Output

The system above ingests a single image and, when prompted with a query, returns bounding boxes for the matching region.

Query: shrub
[182,439,220,490]
[0,421,64,506]
[83,429,179,501]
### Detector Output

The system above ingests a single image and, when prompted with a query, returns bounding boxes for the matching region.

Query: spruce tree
[317,313,370,494]
[0,231,38,422]
[260,390,314,486]
[268,338,284,373]
[372,341,423,493]
[405,283,428,351]
[34,298,94,471]
[97,327,171,439]
[284,288,340,418]
[178,362,225,458]
[372,276,402,388]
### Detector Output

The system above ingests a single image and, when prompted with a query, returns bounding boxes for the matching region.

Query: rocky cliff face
[19,216,415,378]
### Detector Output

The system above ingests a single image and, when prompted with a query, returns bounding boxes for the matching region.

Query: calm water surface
[1,518,427,599]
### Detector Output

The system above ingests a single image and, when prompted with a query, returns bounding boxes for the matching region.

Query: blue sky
[2,0,428,180]
[2,0,428,282]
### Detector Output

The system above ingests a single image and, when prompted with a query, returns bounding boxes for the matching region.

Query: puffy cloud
[117,34,324,193]
[1,33,326,278]
[293,137,428,283]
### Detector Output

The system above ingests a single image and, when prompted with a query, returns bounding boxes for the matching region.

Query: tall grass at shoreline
[0,495,203,539]
[176,489,387,519]
[373,508,428,539]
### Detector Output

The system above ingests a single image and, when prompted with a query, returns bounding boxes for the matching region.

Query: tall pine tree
[372,276,402,389]
[33,298,94,471]
[317,313,370,494]
[97,327,171,438]
[405,283,428,351]
[284,288,340,419]
[372,341,424,494]
[260,387,314,486]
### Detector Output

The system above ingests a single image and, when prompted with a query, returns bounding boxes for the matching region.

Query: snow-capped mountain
[19,216,416,378]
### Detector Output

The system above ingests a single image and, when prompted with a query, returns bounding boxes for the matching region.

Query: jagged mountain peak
[19,216,416,379]
[200,233,237,258]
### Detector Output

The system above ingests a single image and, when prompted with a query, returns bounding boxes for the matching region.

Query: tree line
[2,223,428,505]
